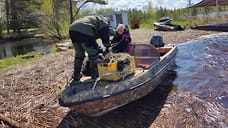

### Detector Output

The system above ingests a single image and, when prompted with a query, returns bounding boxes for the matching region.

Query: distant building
[84,12,128,28]
[130,20,140,29]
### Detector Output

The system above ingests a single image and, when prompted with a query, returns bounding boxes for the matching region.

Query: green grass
[140,24,155,29]
[172,21,190,28]
[0,44,57,74]
[0,56,25,68]
[49,44,58,53]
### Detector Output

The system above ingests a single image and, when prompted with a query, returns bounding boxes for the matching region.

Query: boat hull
[155,24,186,31]
[59,46,178,116]
[70,66,169,116]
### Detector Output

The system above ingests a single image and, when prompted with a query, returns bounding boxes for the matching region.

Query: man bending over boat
[69,16,110,81]
[111,24,132,53]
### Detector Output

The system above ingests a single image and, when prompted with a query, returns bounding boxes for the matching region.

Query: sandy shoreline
[0,29,225,127]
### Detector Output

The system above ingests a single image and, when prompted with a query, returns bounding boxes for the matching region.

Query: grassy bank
[0,44,57,74]
[1,28,41,40]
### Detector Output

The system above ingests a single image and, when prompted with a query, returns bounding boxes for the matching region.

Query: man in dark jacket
[69,16,110,81]
[111,24,132,53]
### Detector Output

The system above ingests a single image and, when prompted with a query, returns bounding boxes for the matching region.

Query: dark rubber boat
[154,17,186,31]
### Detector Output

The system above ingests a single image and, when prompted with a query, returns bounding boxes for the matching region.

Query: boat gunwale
[59,46,178,107]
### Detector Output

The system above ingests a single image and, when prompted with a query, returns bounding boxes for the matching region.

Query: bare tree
[5,0,9,33]
[52,0,61,38]
[69,0,107,24]
[70,0,73,23]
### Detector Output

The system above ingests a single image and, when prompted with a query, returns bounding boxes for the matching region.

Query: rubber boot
[89,59,98,79]
[73,58,83,81]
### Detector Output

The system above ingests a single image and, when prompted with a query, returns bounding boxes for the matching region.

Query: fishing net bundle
[104,53,132,71]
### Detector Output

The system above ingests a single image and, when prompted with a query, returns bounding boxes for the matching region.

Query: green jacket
[69,16,110,46]
[70,16,108,37]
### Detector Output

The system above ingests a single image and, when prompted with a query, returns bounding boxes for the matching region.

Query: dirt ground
[0,29,222,128]
[130,28,218,44]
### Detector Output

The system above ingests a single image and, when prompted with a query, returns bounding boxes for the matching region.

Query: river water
[58,33,228,128]
[0,38,58,60]
[175,33,228,107]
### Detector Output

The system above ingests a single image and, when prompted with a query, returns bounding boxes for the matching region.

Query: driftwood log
[0,113,22,128]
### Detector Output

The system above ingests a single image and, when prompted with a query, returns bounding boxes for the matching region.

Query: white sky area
[82,0,202,10]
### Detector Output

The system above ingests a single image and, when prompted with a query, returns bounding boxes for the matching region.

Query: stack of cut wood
[56,42,73,51]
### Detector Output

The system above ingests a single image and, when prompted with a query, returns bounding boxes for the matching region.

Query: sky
[82,0,202,10]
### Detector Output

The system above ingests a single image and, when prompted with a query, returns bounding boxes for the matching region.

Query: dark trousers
[69,31,100,79]
[69,31,99,60]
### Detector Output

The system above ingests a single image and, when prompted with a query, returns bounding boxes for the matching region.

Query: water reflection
[0,38,57,59]
[58,69,177,128]
[174,34,228,111]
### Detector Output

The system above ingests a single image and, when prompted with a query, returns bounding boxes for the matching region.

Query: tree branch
[73,1,89,19]
[73,0,107,20]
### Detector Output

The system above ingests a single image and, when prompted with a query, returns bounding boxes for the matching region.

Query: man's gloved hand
[98,53,105,60]
[98,46,106,54]
[104,46,112,55]
[108,47,112,53]
[104,42,111,49]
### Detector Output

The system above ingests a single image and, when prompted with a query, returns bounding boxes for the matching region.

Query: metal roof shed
[190,0,228,24]
[191,0,228,7]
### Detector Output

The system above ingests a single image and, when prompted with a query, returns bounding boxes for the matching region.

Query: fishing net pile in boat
[104,53,132,71]
[105,53,131,63]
